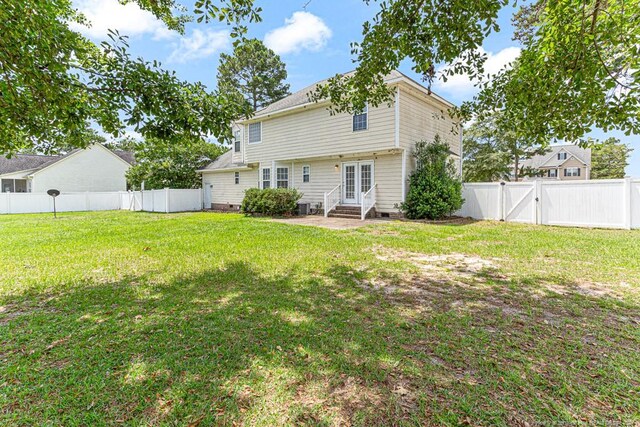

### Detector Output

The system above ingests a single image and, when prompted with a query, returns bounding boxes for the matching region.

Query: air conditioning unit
[297,202,310,216]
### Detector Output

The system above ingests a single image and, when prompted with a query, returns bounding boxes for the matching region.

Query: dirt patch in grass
[361,246,640,425]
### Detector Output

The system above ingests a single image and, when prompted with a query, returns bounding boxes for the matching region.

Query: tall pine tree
[217,39,290,113]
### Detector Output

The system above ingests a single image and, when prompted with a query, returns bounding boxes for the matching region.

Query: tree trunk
[514,155,519,182]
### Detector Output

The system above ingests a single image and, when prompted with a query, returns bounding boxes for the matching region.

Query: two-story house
[199,71,461,218]
[520,145,591,181]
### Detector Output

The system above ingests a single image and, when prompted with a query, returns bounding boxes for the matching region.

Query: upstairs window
[248,122,262,144]
[302,165,310,183]
[557,152,567,160]
[564,167,580,177]
[276,167,289,188]
[353,104,368,131]
[262,168,271,189]
[234,130,241,152]
[234,172,240,184]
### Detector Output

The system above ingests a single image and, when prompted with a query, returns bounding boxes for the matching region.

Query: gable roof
[521,145,591,169]
[0,146,135,177]
[0,153,60,175]
[248,70,452,120]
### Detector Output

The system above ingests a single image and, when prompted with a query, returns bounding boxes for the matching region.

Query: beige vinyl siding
[291,153,402,214]
[231,124,244,164]
[559,157,589,180]
[292,159,340,208]
[203,169,258,205]
[399,87,461,179]
[373,153,403,212]
[245,102,396,163]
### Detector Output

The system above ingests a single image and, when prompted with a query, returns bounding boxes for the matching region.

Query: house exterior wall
[243,101,396,163]
[30,145,130,193]
[202,79,458,216]
[203,154,404,214]
[202,168,259,209]
[398,86,461,177]
[535,157,590,181]
[559,157,589,180]
[231,123,244,165]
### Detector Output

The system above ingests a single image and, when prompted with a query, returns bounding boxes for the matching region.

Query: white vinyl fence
[458,178,640,230]
[1,188,203,215]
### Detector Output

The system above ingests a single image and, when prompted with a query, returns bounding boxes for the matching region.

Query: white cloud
[435,47,521,95]
[264,11,332,55]
[167,29,230,63]
[72,0,174,40]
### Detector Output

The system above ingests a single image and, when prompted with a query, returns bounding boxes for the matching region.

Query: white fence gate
[458,178,640,230]
[1,188,203,215]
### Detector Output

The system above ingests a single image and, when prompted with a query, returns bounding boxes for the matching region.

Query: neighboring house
[0,144,134,193]
[199,71,461,218]
[520,145,591,181]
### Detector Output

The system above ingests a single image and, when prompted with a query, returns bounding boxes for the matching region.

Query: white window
[1,179,28,193]
[302,165,310,183]
[276,167,289,188]
[262,168,271,189]
[234,130,241,152]
[234,172,240,184]
[547,169,558,178]
[564,167,580,177]
[557,152,567,160]
[352,104,368,131]
[248,122,262,144]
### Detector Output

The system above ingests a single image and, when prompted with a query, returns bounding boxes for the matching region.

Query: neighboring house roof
[520,145,591,170]
[0,153,60,175]
[0,146,135,177]
[113,150,136,165]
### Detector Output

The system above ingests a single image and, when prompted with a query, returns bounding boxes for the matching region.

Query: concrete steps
[327,205,375,219]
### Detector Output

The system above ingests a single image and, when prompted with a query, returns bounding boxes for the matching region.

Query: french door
[342,161,374,204]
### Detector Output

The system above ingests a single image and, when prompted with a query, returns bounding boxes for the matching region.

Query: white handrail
[361,184,377,220]
[323,184,341,217]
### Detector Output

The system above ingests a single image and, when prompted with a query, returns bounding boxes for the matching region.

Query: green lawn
[1,211,639,426]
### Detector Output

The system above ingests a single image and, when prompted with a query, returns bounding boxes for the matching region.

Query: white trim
[198,166,253,173]
[341,160,375,205]
[401,149,407,202]
[275,165,290,189]
[246,100,332,123]
[248,122,262,144]
[394,88,400,148]
[0,169,37,179]
[352,103,368,132]
[302,164,311,183]
[459,124,464,177]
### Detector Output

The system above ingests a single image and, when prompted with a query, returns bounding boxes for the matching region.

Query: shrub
[241,187,303,216]
[400,135,464,220]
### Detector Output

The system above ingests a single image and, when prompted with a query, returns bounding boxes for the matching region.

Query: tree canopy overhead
[3,0,638,154]
[217,39,290,113]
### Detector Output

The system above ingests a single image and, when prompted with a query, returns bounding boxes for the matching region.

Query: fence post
[623,177,632,230]
[165,188,170,213]
[535,179,542,225]
[499,182,506,221]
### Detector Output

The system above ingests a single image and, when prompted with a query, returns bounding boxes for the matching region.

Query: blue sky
[73,0,638,176]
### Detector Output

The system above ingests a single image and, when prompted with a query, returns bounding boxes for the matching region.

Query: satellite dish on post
[47,189,60,218]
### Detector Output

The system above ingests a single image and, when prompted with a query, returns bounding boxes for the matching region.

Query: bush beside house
[401,135,464,220]
[241,188,302,216]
